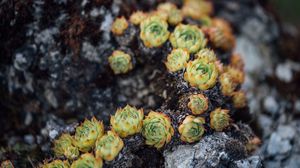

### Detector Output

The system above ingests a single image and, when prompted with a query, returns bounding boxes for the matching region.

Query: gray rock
[277,125,295,140]
[164,132,248,168]
[285,154,300,168]
[233,156,262,168]
[263,96,279,114]
[267,133,292,155]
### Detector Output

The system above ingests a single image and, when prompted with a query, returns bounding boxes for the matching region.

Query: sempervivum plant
[165,48,190,72]
[219,73,236,96]
[130,11,148,25]
[95,131,124,161]
[42,160,70,168]
[182,0,213,19]
[170,24,207,53]
[111,16,129,36]
[178,115,206,143]
[232,91,247,108]
[108,50,133,75]
[195,48,217,62]
[142,111,174,149]
[184,57,219,90]
[1,160,15,168]
[53,134,79,160]
[110,105,144,138]
[70,153,103,168]
[187,94,209,115]
[140,16,170,48]
[73,117,104,152]
[157,2,183,25]
[210,108,231,131]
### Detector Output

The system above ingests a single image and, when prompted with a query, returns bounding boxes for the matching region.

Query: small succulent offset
[42,160,70,168]
[178,115,206,143]
[232,91,247,108]
[219,73,236,96]
[225,66,245,84]
[53,134,79,160]
[130,11,148,25]
[182,0,213,19]
[142,111,174,149]
[111,16,128,35]
[140,16,170,48]
[73,117,104,152]
[108,50,133,75]
[157,2,183,25]
[110,105,144,138]
[70,153,103,168]
[195,48,217,62]
[1,160,14,168]
[95,131,124,161]
[184,57,219,90]
[210,108,231,131]
[187,94,209,115]
[170,24,207,53]
[165,48,190,72]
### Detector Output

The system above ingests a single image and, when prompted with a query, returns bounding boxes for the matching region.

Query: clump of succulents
[40,1,249,167]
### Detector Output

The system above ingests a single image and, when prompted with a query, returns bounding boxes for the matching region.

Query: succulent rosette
[182,0,213,19]
[205,26,235,51]
[170,24,207,53]
[53,134,79,160]
[140,16,170,48]
[178,115,206,143]
[42,160,70,168]
[165,48,190,72]
[195,48,217,62]
[225,66,245,84]
[219,73,236,96]
[110,105,144,138]
[130,11,148,25]
[232,91,247,108]
[95,131,124,161]
[188,94,209,115]
[70,153,103,168]
[111,16,128,35]
[157,2,182,25]
[184,57,219,90]
[210,108,231,131]
[108,50,133,75]
[142,111,174,149]
[73,117,104,152]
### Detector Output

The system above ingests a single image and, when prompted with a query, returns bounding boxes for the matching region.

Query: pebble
[267,133,292,155]
[277,125,295,140]
[263,96,279,114]
[275,63,293,83]
[49,130,59,139]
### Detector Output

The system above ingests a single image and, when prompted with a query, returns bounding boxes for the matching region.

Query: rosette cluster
[178,115,206,143]
[140,16,170,47]
[53,134,79,160]
[142,111,174,149]
[165,48,190,72]
[73,117,104,152]
[184,56,219,90]
[170,24,207,53]
[111,105,144,138]
[108,50,133,75]
[210,108,231,131]
[187,94,209,115]
[95,131,124,161]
